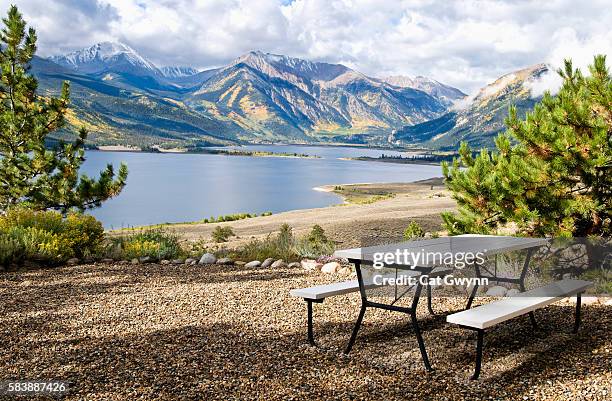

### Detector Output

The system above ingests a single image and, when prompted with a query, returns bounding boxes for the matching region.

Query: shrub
[294,225,335,259]
[228,224,335,262]
[212,226,235,243]
[200,211,272,224]
[61,213,105,258]
[186,239,209,257]
[122,239,162,259]
[0,208,104,267]
[276,223,293,249]
[113,228,185,260]
[0,232,25,265]
[230,223,295,261]
[403,221,425,240]
[232,237,278,261]
[22,227,73,262]
[0,207,64,233]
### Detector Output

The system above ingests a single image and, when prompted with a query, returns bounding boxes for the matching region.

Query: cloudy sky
[2,0,611,93]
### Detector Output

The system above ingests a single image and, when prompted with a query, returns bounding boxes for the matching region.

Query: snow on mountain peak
[160,66,199,78]
[50,41,160,75]
[384,75,466,106]
[229,50,350,83]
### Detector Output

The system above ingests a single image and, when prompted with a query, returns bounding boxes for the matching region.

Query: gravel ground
[1,263,610,400]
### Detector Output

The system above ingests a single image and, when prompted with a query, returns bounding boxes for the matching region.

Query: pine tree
[0,5,127,212]
[442,55,611,238]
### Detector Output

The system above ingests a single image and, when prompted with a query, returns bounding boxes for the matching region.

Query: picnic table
[332,234,549,372]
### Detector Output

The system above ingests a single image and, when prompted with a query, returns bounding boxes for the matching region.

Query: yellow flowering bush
[0,208,104,267]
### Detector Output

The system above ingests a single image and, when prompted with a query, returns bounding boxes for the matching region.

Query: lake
[81,145,443,229]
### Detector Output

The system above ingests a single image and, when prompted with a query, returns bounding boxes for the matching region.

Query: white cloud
[526,69,563,98]
[2,0,611,93]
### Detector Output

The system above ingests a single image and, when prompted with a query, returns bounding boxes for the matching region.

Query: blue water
[81,145,442,229]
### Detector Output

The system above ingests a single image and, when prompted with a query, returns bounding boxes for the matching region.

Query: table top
[333,234,548,268]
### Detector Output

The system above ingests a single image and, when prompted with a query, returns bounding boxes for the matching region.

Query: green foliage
[276,223,294,252]
[0,232,24,265]
[443,55,612,237]
[0,207,103,266]
[578,267,612,294]
[184,239,209,258]
[212,226,235,243]
[61,213,105,257]
[0,205,64,232]
[403,221,425,240]
[294,225,335,259]
[307,224,328,243]
[231,224,296,262]
[200,212,271,224]
[230,224,335,262]
[113,228,184,260]
[19,226,72,262]
[0,5,127,213]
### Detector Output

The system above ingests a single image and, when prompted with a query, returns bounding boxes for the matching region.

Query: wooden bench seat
[447,279,593,379]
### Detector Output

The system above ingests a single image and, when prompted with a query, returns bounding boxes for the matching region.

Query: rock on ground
[245,261,261,268]
[271,260,286,268]
[261,258,275,268]
[506,288,521,297]
[199,253,217,265]
[217,257,234,265]
[301,259,322,271]
[321,262,341,274]
[486,285,508,297]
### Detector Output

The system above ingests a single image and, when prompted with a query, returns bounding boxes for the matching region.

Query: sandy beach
[140,178,456,248]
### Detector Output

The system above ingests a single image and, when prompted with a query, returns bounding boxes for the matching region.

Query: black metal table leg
[466,263,482,310]
[344,304,366,354]
[519,282,539,329]
[573,292,582,334]
[344,260,368,354]
[344,259,434,371]
[519,249,538,329]
[305,298,323,346]
[307,299,315,345]
[410,282,433,371]
[426,283,436,316]
[411,311,433,371]
[471,329,485,380]
[466,283,478,310]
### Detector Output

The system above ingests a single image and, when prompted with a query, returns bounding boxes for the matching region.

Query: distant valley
[35,41,549,150]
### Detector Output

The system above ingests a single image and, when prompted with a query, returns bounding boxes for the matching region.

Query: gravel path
[1,263,610,400]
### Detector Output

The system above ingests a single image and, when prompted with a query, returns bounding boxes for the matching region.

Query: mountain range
[36,41,547,150]
[391,64,549,149]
